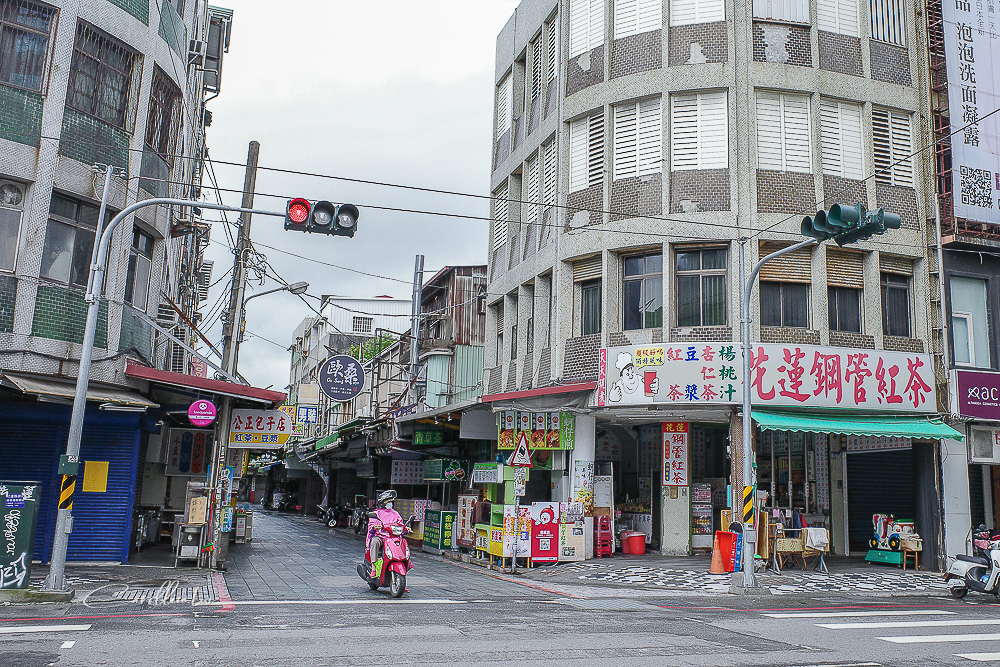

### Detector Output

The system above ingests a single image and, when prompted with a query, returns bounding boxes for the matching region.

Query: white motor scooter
[945,529,1000,600]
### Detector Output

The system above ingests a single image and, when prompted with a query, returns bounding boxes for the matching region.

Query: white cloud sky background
[200,1,519,391]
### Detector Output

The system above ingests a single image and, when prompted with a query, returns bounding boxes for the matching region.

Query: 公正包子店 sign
[598,344,935,412]
[229,409,293,448]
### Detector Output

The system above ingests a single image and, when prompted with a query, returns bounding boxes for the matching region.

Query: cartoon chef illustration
[608,352,658,403]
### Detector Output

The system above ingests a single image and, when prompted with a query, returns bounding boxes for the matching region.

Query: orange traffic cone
[710,533,725,574]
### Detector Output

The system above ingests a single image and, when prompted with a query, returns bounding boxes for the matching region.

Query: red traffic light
[288,198,310,224]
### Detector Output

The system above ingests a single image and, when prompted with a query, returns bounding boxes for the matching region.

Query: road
[2,512,999,666]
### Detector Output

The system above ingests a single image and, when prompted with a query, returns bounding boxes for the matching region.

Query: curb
[1,588,74,604]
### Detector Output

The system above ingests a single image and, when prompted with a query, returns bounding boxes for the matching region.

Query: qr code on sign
[960,166,995,209]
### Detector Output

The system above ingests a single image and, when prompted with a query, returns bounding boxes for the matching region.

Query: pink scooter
[356,491,414,598]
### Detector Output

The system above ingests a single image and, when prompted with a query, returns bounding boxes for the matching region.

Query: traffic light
[283,199,360,237]
[801,203,902,246]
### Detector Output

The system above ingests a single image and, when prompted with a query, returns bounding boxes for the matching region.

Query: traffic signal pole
[737,236,818,590]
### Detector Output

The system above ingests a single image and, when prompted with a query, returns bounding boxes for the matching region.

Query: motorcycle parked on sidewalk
[352,502,368,534]
[316,503,339,527]
[945,525,1000,600]
[356,491,414,598]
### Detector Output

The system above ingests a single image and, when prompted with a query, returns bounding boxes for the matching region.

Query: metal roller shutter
[573,254,602,282]
[827,249,865,288]
[879,254,914,276]
[0,417,63,562]
[759,241,812,283]
[846,449,914,552]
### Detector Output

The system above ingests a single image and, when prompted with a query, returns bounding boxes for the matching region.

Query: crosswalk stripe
[60,641,75,649]
[820,619,1000,630]
[879,633,1000,644]
[764,610,955,619]
[0,625,91,634]
[956,653,1000,661]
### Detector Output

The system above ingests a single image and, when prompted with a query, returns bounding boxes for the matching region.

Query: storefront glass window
[950,275,990,368]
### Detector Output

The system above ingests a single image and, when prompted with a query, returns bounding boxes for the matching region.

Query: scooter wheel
[951,586,968,599]
[327,518,337,528]
[390,572,406,598]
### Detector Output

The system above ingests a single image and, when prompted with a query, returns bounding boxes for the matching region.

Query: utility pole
[408,254,424,404]
[209,140,259,569]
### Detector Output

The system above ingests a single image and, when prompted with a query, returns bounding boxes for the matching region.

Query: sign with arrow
[506,432,533,468]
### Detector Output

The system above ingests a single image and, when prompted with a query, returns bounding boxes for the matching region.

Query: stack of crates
[595,515,614,558]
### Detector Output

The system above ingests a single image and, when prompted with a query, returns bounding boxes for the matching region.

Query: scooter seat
[957,554,990,566]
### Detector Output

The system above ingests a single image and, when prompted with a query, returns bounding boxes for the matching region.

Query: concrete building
[485,0,961,562]
[0,0,232,563]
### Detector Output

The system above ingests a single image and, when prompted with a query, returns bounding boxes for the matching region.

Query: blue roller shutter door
[0,419,62,562]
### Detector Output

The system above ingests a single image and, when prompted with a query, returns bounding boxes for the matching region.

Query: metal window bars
[145,65,182,164]
[0,0,55,93]
[66,20,141,131]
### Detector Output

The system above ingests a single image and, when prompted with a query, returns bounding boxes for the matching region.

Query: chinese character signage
[166,429,212,476]
[663,422,689,486]
[278,405,302,435]
[318,355,365,402]
[599,344,935,412]
[943,0,1000,223]
[845,435,912,452]
[955,369,1000,420]
[530,502,560,564]
[0,483,38,590]
[472,462,502,484]
[296,405,318,424]
[497,411,575,450]
[228,409,293,448]
[391,460,425,485]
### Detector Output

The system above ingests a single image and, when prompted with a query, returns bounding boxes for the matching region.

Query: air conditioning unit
[156,303,177,326]
[188,39,206,67]
[969,427,1000,464]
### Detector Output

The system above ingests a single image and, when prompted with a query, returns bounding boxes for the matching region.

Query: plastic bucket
[627,532,646,555]
[620,531,633,554]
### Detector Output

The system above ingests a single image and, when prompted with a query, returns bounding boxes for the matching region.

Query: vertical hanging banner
[943,0,1000,222]
[662,422,689,487]
[0,483,39,590]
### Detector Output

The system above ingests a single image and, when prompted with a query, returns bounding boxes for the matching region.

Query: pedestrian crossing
[764,608,1000,662]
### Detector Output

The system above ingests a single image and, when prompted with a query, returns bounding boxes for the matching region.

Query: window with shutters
[530,37,543,102]
[676,248,727,327]
[352,316,373,334]
[614,97,662,180]
[828,287,862,332]
[761,283,809,327]
[492,184,509,251]
[581,279,602,334]
[496,74,513,140]
[820,99,864,179]
[670,0,725,25]
[510,295,518,359]
[870,0,904,45]
[872,107,913,186]
[547,20,558,82]
[881,273,910,337]
[542,141,557,207]
[570,112,605,192]
[615,0,662,38]
[524,155,540,227]
[569,0,605,58]
[124,227,154,311]
[623,252,662,329]
[670,91,728,170]
[756,91,812,173]
[817,0,859,36]
[752,0,809,23]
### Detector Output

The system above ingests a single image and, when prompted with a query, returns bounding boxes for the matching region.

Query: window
[872,108,913,187]
[670,0,725,25]
[569,0,604,58]
[870,0,904,45]
[828,286,862,332]
[526,287,535,354]
[41,193,100,287]
[761,282,809,327]
[145,67,182,163]
[614,0,661,38]
[542,141,557,208]
[756,91,811,173]
[530,37,542,102]
[951,275,990,367]
[581,279,602,335]
[510,296,518,359]
[495,74,512,139]
[752,0,808,23]
[820,99,864,180]
[0,180,25,272]
[352,316,373,334]
[614,97,661,180]
[623,252,662,330]
[677,248,726,326]
[817,0,859,36]
[569,112,604,192]
[492,183,509,251]
[123,228,153,310]
[66,21,140,130]
[0,0,55,92]
[670,91,728,170]
[881,273,910,337]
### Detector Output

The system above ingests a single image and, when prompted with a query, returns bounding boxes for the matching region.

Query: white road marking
[0,625,91,634]
[192,641,199,648]
[820,619,1000,630]
[789,663,881,667]
[956,653,1000,661]
[765,610,955,619]
[193,598,468,606]
[878,633,1000,644]
[60,641,75,649]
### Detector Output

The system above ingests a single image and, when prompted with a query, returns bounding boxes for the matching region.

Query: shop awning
[1,373,158,408]
[124,361,285,406]
[752,409,964,441]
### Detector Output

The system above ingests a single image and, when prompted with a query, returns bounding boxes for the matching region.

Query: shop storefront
[951,370,1000,543]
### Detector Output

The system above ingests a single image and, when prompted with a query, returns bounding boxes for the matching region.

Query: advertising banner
[229,409,293,448]
[502,504,531,558]
[0,483,38,590]
[166,429,212,476]
[942,0,1000,223]
[599,344,742,407]
[530,502,560,563]
[457,494,478,547]
[497,411,576,450]
[663,422,689,487]
[955,369,1000,420]
[572,461,595,513]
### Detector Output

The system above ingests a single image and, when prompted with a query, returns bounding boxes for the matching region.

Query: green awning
[752,409,964,441]
[314,416,370,451]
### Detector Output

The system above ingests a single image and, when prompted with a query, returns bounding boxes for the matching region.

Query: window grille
[872,107,913,186]
[671,91,728,170]
[352,316,373,334]
[0,0,55,93]
[145,66,182,164]
[66,20,141,130]
[756,91,811,173]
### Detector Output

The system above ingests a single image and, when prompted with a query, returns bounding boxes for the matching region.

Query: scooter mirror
[367,511,378,519]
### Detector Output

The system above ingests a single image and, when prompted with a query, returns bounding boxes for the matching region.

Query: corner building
[486,0,959,564]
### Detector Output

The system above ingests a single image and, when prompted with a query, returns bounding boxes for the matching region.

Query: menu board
[457,494,478,547]
[391,460,425,485]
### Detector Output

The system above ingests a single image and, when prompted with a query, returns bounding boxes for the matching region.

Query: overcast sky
[200,1,519,392]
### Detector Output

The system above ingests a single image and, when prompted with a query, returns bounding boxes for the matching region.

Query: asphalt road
[3,512,1000,666]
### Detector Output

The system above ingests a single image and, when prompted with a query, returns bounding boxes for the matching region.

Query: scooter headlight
[390,525,404,536]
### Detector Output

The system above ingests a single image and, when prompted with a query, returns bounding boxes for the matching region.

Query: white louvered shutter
[570,117,589,192]
[756,92,784,170]
[870,0,905,45]
[782,94,811,173]
[531,39,542,100]
[547,21,558,82]
[496,75,512,139]
[757,92,811,173]
[615,0,661,38]
[637,97,662,175]
[671,92,727,170]
[753,0,809,23]
[817,0,858,35]
[671,94,699,169]
[672,0,724,25]
[820,100,864,180]
[588,112,605,188]
[525,156,540,226]
[890,112,912,185]
[615,0,637,38]
[570,0,606,57]
[543,141,557,205]
[493,184,509,250]
[614,103,638,179]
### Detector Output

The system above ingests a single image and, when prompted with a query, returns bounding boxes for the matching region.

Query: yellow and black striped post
[742,484,755,525]
[59,474,76,511]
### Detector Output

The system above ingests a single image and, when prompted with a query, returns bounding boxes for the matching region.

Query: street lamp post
[233,281,309,374]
